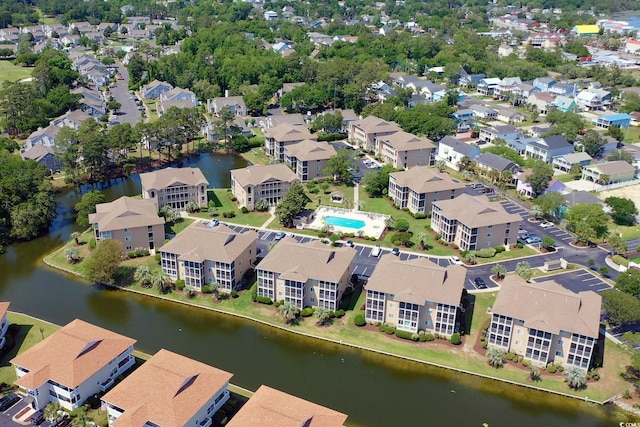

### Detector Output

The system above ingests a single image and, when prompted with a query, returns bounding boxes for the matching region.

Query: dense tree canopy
[275,183,311,227]
[605,196,638,226]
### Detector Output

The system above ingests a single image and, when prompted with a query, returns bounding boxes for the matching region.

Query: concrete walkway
[353,182,360,211]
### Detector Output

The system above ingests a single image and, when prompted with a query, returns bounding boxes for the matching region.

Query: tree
[526,161,554,197]
[606,125,624,142]
[602,289,640,327]
[275,182,311,227]
[541,237,555,250]
[487,347,505,368]
[607,149,635,165]
[464,251,477,265]
[491,264,506,280]
[71,408,92,427]
[278,300,298,324]
[210,281,223,300]
[361,164,395,197]
[564,366,587,390]
[605,197,638,226]
[311,111,344,133]
[458,156,475,173]
[600,266,610,277]
[323,149,355,183]
[435,160,447,172]
[579,130,606,158]
[213,106,236,150]
[607,233,628,255]
[74,190,106,228]
[533,192,565,218]
[564,203,609,244]
[44,403,62,423]
[530,205,544,220]
[415,232,430,250]
[243,91,266,116]
[134,265,153,288]
[315,306,331,325]
[85,239,123,285]
[616,269,640,297]
[70,231,81,245]
[515,261,532,282]
[151,271,171,293]
[64,247,80,264]
[528,366,540,382]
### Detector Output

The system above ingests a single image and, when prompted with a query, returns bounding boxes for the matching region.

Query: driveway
[0,394,30,427]
[106,63,141,126]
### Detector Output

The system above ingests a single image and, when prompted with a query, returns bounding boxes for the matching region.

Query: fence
[596,178,640,192]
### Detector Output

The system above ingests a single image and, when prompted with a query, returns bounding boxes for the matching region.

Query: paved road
[106,63,141,126]
[0,395,30,427]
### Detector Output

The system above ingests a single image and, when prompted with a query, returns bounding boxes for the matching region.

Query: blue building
[594,113,631,129]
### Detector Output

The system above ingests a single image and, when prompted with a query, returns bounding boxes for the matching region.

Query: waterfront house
[102,349,232,427]
[227,385,348,427]
[256,238,356,310]
[524,135,574,163]
[230,164,299,210]
[374,130,436,169]
[581,161,636,184]
[488,276,601,370]
[88,196,165,253]
[0,302,9,349]
[388,167,466,215]
[50,109,92,130]
[552,152,592,172]
[25,125,61,150]
[160,222,256,292]
[21,145,62,173]
[348,116,401,151]
[364,255,465,337]
[431,194,522,250]
[140,167,209,211]
[436,136,481,171]
[284,139,337,182]
[11,319,136,411]
[140,80,174,99]
[264,123,315,160]
[207,96,247,117]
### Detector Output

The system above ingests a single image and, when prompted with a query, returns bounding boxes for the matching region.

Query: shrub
[482,341,488,349]
[385,325,395,335]
[590,372,600,381]
[450,332,461,345]
[395,329,415,341]
[127,252,136,259]
[413,213,427,219]
[547,364,557,374]
[335,309,345,318]
[241,206,249,214]
[395,219,410,232]
[175,279,185,291]
[354,312,366,326]
[516,242,524,249]
[506,352,515,361]
[222,211,236,218]
[424,333,435,342]
[329,310,336,318]
[411,333,420,341]
[251,292,257,302]
[230,290,238,298]
[300,307,314,317]
[256,296,273,305]
[450,243,459,250]
[494,246,506,254]
[612,255,629,267]
[522,359,531,368]
[89,238,96,249]
[201,284,212,294]
[476,248,497,258]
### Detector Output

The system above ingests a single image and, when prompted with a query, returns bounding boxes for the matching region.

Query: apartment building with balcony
[88,196,165,252]
[264,123,315,160]
[230,164,299,210]
[256,238,356,309]
[364,255,466,337]
[487,276,601,369]
[102,349,232,427]
[11,319,136,411]
[374,131,436,169]
[160,222,257,292]
[431,194,522,251]
[140,167,209,211]
[284,139,337,182]
[0,302,9,350]
[388,167,466,215]
[348,116,400,151]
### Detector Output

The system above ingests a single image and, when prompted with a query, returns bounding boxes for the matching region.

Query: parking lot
[0,394,31,427]
[499,200,575,245]
[534,269,612,294]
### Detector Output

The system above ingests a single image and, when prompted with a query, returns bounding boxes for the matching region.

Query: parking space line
[575,272,591,276]
[582,277,600,282]
[359,247,366,255]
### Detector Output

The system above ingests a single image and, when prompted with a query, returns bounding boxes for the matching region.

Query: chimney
[225,89,229,98]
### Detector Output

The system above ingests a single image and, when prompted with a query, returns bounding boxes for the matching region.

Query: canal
[0,153,634,426]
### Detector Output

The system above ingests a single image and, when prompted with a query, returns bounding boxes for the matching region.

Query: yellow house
[572,24,600,36]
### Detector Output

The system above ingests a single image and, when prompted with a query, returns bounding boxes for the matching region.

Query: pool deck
[306,206,388,239]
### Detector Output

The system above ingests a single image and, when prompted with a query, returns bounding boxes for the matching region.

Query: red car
[117,75,124,80]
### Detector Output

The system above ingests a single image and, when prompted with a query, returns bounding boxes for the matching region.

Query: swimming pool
[324,216,366,229]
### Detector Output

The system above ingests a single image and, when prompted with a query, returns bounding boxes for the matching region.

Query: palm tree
[44,402,61,423]
[64,247,80,264]
[530,205,544,220]
[487,347,505,368]
[491,263,507,280]
[315,307,331,326]
[343,198,353,209]
[210,281,223,300]
[279,300,298,324]
[384,217,395,230]
[415,232,429,250]
[528,366,540,382]
[151,271,171,293]
[70,231,81,245]
[435,160,447,172]
[134,265,153,288]
[515,261,532,282]
[71,410,91,427]
[564,366,587,389]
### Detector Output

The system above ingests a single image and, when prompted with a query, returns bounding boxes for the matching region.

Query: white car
[539,221,554,229]
[449,256,463,265]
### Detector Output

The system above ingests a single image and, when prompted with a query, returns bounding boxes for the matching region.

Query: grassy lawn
[165,218,194,236]
[239,147,270,166]
[191,189,271,227]
[614,224,640,242]
[623,126,640,144]
[556,173,577,183]
[0,61,32,82]
[473,245,538,264]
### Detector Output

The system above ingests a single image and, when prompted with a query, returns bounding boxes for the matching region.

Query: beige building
[88,196,165,252]
[488,276,601,369]
[160,222,257,292]
[230,164,299,211]
[226,385,348,427]
[431,194,522,251]
[264,123,315,160]
[11,320,136,411]
[581,160,636,184]
[364,255,465,337]
[348,116,400,151]
[256,238,356,309]
[375,130,436,169]
[284,139,337,182]
[102,349,233,427]
[388,167,466,215]
[140,167,209,211]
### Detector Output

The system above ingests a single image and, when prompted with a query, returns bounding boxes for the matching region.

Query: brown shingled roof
[390,167,466,194]
[102,349,233,427]
[585,160,635,175]
[284,139,337,161]
[230,164,298,187]
[264,123,314,142]
[139,167,209,191]
[226,385,348,427]
[433,194,522,228]
[377,130,435,151]
[88,196,165,232]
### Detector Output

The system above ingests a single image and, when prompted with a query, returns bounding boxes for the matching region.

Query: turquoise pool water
[324,215,366,229]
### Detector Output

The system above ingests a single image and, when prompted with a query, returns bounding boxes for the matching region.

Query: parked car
[274,231,285,241]
[392,247,400,256]
[55,416,71,427]
[346,240,354,247]
[539,221,554,229]
[474,277,487,289]
[30,410,44,425]
[0,394,19,411]
[371,245,381,257]
[449,256,463,265]
[525,236,542,244]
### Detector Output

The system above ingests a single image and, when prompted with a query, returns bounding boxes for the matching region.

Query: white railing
[596,178,640,192]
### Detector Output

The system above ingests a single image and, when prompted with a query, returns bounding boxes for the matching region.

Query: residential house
[594,113,631,129]
[436,136,481,170]
[479,125,519,144]
[388,167,466,214]
[11,319,136,411]
[140,167,209,211]
[79,96,107,117]
[264,123,315,160]
[553,95,578,113]
[226,385,348,427]
[375,131,436,169]
[552,152,592,172]
[474,152,520,181]
[571,24,600,36]
[230,164,299,210]
[284,140,336,182]
[0,28,20,43]
[477,78,502,96]
[470,105,498,121]
[431,194,522,250]
[488,276,601,370]
[581,161,636,184]
[256,238,356,310]
[102,349,232,427]
[126,16,151,24]
[348,116,400,151]
[308,32,334,46]
[263,113,306,129]
[576,89,611,111]
[558,190,604,217]
[51,109,92,129]
[21,145,62,173]
[511,83,539,103]
[160,222,256,292]
[525,135,574,163]
[140,80,174,99]
[496,107,525,124]
[458,73,487,88]
[494,77,522,100]
[0,302,9,349]
[88,196,165,252]
[159,87,198,114]
[264,11,279,21]
[158,98,196,116]
[532,77,556,92]
[25,125,61,150]
[453,109,475,131]
[278,82,305,98]
[364,255,465,337]
[528,92,557,114]
[549,83,576,97]
[516,170,567,198]
[207,96,247,116]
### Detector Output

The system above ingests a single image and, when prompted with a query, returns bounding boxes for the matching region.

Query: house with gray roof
[525,135,574,163]
[21,145,62,173]
[552,152,592,172]
[479,124,519,143]
[26,125,61,150]
[436,136,481,170]
[581,160,636,184]
[141,80,174,99]
[207,96,247,116]
[140,167,209,211]
[388,167,466,214]
[365,255,466,337]
[230,164,299,210]
[475,152,520,177]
